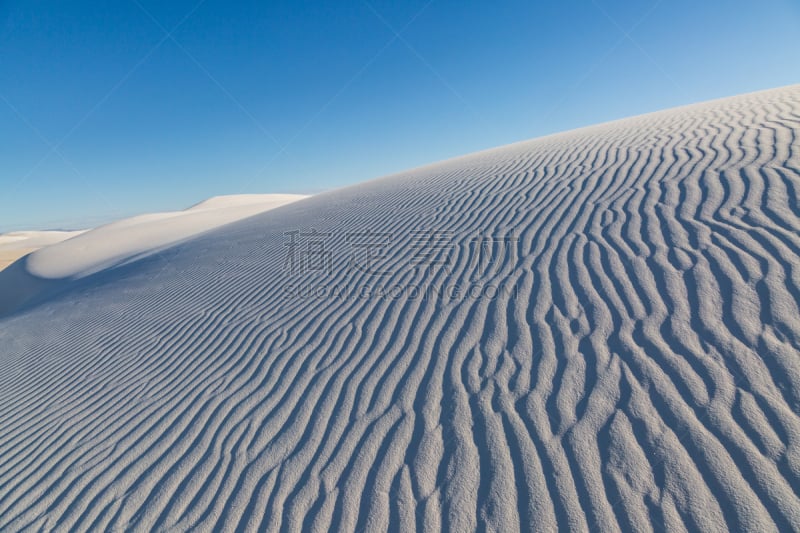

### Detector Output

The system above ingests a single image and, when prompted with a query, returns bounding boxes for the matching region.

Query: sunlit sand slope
[0,194,305,316]
[0,231,84,272]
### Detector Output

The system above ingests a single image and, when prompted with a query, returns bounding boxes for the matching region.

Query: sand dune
[0,194,305,316]
[1,86,800,531]
[0,231,85,272]
[25,194,307,280]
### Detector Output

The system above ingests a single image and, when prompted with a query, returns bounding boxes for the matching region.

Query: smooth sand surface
[0,194,306,315]
[0,249,34,272]
[27,194,308,280]
[1,86,799,531]
[0,231,84,272]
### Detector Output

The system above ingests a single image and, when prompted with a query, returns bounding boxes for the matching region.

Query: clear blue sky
[2,0,799,231]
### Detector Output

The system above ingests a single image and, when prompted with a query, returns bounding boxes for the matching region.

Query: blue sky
[2,0,799,231]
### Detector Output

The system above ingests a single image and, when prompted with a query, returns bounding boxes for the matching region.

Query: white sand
[0,194,305,315]
[28,194,307,279]
[0,231,85,271]
[0,231,84,251]
[1,86,799,531]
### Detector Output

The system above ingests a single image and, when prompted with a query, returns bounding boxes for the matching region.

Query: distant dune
[0,231,84,272]
[1,86,799,531]
[0,194,305,315]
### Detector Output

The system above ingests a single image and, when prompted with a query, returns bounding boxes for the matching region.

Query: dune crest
[0,194,305,316]
[1,86,800,531]
[0,231,85,272]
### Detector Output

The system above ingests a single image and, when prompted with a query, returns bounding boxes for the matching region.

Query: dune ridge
[1,85,800,531]
[0,194,306,316]
[0,231,85,272]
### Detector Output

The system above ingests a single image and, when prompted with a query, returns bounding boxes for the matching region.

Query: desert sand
[0,231,84,272]
[0,249,33,272]
[0,86,799,531]
[0,194,306,315]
